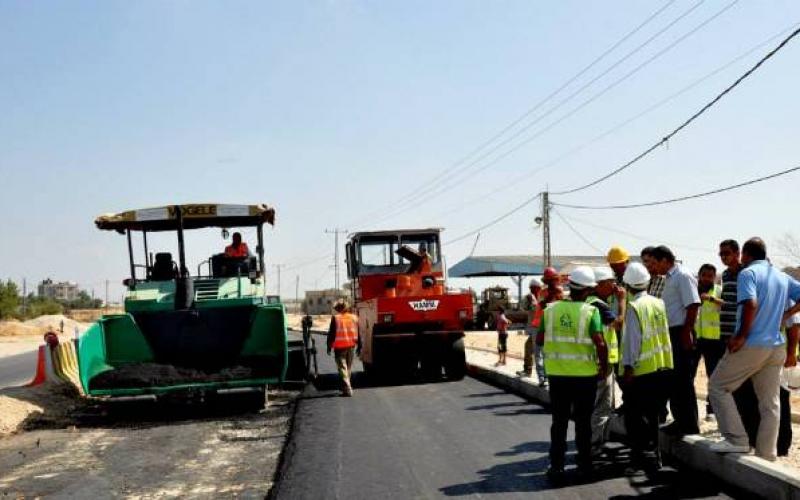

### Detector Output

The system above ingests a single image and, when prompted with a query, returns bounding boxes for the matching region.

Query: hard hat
[543,267,559,282]
[607,246,630,265]
[529,277,543,289]
[593,266,615,282]
[569,266,597,288]
[623,262,651,287]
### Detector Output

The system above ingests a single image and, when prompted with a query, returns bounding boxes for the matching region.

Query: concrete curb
[466,359,800,500]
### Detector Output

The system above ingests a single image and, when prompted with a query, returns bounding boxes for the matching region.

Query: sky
[1,0,800,302]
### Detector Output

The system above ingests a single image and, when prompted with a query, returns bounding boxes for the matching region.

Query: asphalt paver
[271,350,745,499]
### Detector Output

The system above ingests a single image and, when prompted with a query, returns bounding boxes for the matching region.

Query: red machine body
[346,229,472,379]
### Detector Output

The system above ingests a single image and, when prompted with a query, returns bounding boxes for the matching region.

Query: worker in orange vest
[327,301,361,396]
[225,232,250,258]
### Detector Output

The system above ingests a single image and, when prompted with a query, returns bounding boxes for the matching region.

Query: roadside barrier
[51,340,84,394]
[26,345,48,386]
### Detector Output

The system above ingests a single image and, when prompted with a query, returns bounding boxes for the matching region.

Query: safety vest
[542,301,600,377]
[586,295,619,364]
[620,294,673,377]
[225,242,249,258]
[695,284,722,340]
[333,313,359,349]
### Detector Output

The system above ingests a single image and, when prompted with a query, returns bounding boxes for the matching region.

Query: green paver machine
[79,203,291,405]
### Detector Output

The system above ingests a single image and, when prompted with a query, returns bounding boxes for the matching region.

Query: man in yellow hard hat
[607,246,630,283]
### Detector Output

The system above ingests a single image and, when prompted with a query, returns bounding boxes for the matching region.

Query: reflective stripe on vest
[696,284,722,340]
[586,296,619,364]
[619,295,673,377]
[543,301,599,377]
[333,313,358,349]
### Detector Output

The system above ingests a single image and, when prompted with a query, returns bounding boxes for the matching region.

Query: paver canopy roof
[95,203,276,232]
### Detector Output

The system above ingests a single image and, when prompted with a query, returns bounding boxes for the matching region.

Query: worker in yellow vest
[619,262,674,473]
[587,266,622,454]
[327,301,361,397]
[537,266,608,482]
[695,263,725,421]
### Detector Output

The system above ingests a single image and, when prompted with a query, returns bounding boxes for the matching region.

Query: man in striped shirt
[641,246,666,298]
[718,240,741,339]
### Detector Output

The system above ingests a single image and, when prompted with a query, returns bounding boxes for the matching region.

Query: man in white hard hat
[518,277,544,379]
[619,262,673,473]
[538,266,608,483]
[587,266,622,454]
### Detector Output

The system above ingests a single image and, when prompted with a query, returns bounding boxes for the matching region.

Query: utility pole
[273,264,286,298]
[105,280,109,309]
[22,278,27,316]
[325,228,348,291]
[295,275,300,304]
[542,191,552,268]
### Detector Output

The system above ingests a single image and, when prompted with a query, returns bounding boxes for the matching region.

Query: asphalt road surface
[272,349,744,499]
[0,349,37,389]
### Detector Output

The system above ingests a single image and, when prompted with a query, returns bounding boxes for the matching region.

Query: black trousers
[668,327,700,433]
[549,375,597,469]
[623,370,669,458]
[735,380,793,456]
[697,337,726,413]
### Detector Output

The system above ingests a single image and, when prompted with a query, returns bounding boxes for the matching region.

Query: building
[304,289,349,315]
[38,278,80,302]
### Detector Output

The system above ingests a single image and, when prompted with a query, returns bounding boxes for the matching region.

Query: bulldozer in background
[473,286,528,331]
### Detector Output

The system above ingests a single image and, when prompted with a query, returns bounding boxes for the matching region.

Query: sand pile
[0,383,84,436]
[0,315,89,338]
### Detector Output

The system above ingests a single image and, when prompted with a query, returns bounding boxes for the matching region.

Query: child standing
[496,306,510,366]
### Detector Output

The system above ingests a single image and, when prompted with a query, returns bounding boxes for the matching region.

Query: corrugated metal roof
[448,255,621,278]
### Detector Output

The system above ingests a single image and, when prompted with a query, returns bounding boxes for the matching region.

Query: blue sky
[2,1,799,301]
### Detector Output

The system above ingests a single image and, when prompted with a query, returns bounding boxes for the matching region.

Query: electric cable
[552,209,603,254]
[348,0,678,229]
[552,23,800,196]
[552,164,800,210]
[445,193,542,246]
[365,0,736,228]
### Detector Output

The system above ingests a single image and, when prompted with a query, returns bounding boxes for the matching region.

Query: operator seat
[151,252,177,281]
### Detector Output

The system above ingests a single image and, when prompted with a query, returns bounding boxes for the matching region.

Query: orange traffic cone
[27,345,47,386]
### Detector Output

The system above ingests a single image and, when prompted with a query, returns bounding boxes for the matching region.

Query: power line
[552,209,603,254]
[445,193,542,246]
[430,21,797,220]
[367,0,734,227]
[552,164,800,210]
[349,1,677,229]
[552,23,800,196]
[556,211,710,253]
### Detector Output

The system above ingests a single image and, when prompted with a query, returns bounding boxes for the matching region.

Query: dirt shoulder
[0,387,298,498]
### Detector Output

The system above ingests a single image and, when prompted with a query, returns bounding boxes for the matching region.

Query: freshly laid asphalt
[271,346,744,499]
[0,349,37,389]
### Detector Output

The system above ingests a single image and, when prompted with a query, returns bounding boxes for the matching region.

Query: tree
[0,280,20,319]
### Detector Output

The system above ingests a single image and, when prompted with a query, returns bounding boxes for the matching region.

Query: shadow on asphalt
[441,440,740,498]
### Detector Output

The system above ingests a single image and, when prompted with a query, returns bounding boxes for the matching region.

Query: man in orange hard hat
[327,301,361,396]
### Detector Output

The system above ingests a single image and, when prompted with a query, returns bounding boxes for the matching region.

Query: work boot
[546,466,565,484]
[516,370,532,378]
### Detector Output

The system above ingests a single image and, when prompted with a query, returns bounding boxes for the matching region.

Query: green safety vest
[543,301,600,377]
[586,295,619,364]
[696,284,722,340]
[620,294,674,377]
